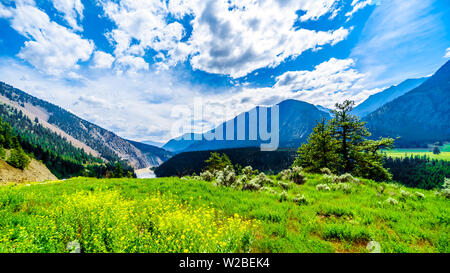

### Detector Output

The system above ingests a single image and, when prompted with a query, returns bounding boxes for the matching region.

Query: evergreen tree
[294,100,394,181]
[112,162,124,178]
[432,146,441,155]
[330,100,370,173]
[0,145,5,160]
[205,152,232,172]
[7,147,31,170]
[294,118,340,173]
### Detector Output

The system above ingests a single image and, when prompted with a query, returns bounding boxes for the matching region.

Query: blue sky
[0,0,449,143]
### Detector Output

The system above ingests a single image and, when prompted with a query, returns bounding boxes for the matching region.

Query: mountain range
[1,59,448,178]
[364,60,450,147]
[165,100,331,154]
[0,82,171,169]
[164,60,450,152]
[352,77,428,117]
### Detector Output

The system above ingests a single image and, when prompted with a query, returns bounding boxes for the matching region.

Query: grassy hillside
[0,175,448,253]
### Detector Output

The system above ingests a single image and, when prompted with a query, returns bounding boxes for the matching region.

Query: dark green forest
[155,148,297,177]
[384,156,450,189]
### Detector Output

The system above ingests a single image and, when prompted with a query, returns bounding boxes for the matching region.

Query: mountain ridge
[0,82,170,169]
[164,99,331,153]
[353,77,428,117]
[364,60,450,147]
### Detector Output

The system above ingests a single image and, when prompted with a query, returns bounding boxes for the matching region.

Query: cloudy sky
[0,0,449,144]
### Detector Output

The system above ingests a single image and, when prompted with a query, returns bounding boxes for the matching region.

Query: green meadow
[382,144,450,161]
[0,175,448,253]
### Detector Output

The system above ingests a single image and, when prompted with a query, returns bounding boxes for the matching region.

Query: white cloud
[274,58,364,91]
[0,3,13,18]
[92,51,115,69]
[445,47,450,58]
[0,56,380,142]
[351,0,446,87]
[99,0,349,78]
[1,1,93,76]
[51,0,84,31]
[346,0,375,18]
[114,55,149,74]
[189,58,380,125]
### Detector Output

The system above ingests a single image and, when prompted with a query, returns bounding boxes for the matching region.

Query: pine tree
[7,147,31,170]
[330,100,371,173]
[205,152,232,172]
[432,146,441,155]
[0,145,5,160]
[294,118,339,173]
[294,100,394,181]
[112,162,124,178]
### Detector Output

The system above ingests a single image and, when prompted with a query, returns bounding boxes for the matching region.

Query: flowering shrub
[278,191,288,202]
[385,197,398,205]
[400,189,412,199]
[320,168,333,175]
[333,173,359,184]
[316,184,330,191]
[241,166,258,177]
[200,170,214,182]
[293,194,308,205]
[215,166,236,187]
[415,192,425,199]
[241,180,262,191]
[252,173,273,187]
[278,169,292,180]
[331,183,352,193]
[278,167,306,184]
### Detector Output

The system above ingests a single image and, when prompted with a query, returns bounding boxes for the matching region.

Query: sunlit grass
[0,175,448,253]
[382,144,450,161]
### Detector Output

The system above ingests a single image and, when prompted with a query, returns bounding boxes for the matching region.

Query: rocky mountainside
[364,61,450,147]
[0,82,171,168]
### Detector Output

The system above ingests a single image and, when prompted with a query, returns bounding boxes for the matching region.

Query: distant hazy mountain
[142,140,165,147]
[0,82,170,168]
[126,140,172,166]
[364,61,450,147]
[163,133,203,153]
[164,100,330,153]
[315,105,332,114]
[353,77,428,117]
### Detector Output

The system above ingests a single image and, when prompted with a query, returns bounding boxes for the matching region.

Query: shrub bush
[278,181,291,190]
[333,173,359,184]
[242,180,261,191]
[320,168,332,175]
[415,192,425,199]
[200,170,214,182]
[331,183,352,193]
[241,166,258,176]
[215,166,236,187]
[278,191,288,202]
[293,194,308,205]
[316,184,330,191]
[385,197,398,205]
[252,173,272,187]
[7,147,30,170]
[291,167,307,185]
